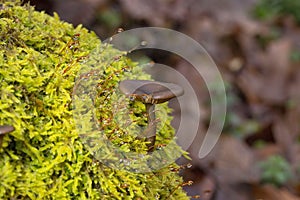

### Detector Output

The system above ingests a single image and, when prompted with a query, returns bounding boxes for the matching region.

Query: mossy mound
[0,2,189,200]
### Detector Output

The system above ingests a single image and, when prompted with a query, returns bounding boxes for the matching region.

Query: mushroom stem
[119,80,184,152]
[145,103,156,152]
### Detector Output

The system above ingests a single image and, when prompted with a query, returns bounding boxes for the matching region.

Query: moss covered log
[0,1,189,199]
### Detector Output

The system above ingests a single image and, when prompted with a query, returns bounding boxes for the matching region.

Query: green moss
[253,0,300,24]
[259,155,292,187]
[0,2,189,199]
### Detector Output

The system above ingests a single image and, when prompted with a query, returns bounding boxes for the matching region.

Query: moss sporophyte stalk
[0,1,190,199]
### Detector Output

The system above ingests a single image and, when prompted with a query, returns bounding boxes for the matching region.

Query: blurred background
[24,0,300,199]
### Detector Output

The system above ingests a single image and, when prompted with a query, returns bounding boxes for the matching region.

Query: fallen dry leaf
[119,0,190,26]
[254,185,300,200]
[198,135,260,184]
[237,38,292,105]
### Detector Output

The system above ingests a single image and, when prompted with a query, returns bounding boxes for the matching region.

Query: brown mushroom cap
[119,80,184,104]
[0,125,15,135]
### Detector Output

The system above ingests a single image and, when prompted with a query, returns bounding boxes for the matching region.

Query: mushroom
[0,125,15,147]
[119,80,184,152]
